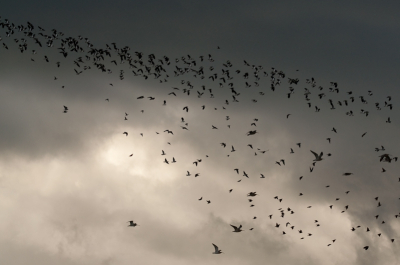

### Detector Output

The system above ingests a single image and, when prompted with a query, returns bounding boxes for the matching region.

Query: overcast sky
[1,1,400,265]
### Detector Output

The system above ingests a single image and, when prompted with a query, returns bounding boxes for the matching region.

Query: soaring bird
[247,130,258,136]
[230,224,243,232]
[379,154,392,163]
[310,150,323,161]
[212,243,223,254]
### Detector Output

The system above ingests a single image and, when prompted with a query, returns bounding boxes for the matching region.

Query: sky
[1,1,400,264]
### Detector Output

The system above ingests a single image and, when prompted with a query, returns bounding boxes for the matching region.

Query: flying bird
[230,224,243,232]
[212,243,223,254]
[127,221,139,227]
[310,150,323,161]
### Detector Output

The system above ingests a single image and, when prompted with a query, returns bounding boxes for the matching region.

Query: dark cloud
[0,1,399,264]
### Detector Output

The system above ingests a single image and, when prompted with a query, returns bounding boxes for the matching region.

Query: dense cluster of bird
[1,16,398,255]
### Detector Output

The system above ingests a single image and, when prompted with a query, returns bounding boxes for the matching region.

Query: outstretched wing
[212,243,219,252]
[310,150,318,159]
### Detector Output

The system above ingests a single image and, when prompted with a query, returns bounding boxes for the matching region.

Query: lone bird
[127,221,139,227]
[230,224,243,232]
[212,243,223,254]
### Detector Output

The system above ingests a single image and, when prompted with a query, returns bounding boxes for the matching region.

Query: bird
[379,154,392,162]
[310,150,323,161]
[127,221,139,227]
[212,243,223,254]
[63,105,68,113]
[230,224,243,232]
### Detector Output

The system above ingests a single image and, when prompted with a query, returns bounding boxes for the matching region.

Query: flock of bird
[1,16,399,256]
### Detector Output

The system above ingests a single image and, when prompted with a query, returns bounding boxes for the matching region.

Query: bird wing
[310,150,318,159]
[212,243,218,252]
